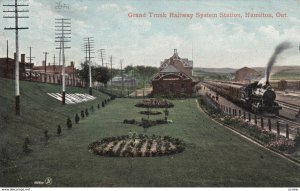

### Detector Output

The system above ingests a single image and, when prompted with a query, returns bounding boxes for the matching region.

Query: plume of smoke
[265,41,292,83]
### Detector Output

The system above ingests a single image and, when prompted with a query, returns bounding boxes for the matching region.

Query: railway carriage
[203,80,281,116]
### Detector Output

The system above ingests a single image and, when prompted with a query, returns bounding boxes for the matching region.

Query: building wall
[234,67,260,82]
[152,74,193,97]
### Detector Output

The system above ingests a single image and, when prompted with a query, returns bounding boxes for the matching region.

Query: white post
[88,38,92,95]
[15,0,20,115]
[61,22,66,104]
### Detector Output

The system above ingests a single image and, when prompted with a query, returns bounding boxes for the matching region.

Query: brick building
[151,49,194,97]
[234,67,260,83]
[0,54,26,79]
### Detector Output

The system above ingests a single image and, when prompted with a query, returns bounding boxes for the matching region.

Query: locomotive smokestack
[265,41,291,84]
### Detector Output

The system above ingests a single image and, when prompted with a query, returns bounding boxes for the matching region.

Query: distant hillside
[194,66,300,80]
[193,67,237,74]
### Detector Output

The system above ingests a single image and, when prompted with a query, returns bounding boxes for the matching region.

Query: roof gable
[160,64,180,73]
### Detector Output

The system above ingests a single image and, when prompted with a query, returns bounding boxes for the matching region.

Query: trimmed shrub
[57,125,62,135]
[123,119,136,124]
[97,104,100,109]
[102,101,105,107]
[81,110,85,118]
[67,117,72,129]
[90,105,94,112]
[23,138,31,153]
[75,114,80,124]
[44,130,49,140]
[85,109,89,117]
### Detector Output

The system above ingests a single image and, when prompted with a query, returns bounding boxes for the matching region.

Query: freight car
[203,80,281,116]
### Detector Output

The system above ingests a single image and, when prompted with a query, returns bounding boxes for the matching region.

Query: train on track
[202,80,282,116]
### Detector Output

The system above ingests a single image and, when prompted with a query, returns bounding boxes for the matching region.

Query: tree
[78,61,93,88]
[79,62,114,88]
[94,66,110,87]
[124,65,159,87]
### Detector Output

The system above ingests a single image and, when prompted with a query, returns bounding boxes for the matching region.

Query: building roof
[160,64,180,73]
[160,54,193,69]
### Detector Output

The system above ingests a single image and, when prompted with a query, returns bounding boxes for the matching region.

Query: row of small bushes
[139,110,162,115]
[135,99,174,108]
[22,97,112,154]
[123,118,168,128]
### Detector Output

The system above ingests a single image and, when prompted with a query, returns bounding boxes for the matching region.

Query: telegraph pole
[43,51,48,82]
[55,18,71,104]
[53,54,56,83]
[98,49,105,67]
[110,55,113,94]
[120,59,124,96]
[83,37,95,95]
[26,47,35,81]
[3,0,29,115]
[53,54,56,72]
[6,40,9,78]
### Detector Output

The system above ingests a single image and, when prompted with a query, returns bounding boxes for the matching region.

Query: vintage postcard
[0,0,300,189]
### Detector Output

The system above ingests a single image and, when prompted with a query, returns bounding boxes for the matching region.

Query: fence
[204,88,300,140]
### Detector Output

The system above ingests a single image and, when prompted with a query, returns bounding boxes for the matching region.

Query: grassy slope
[1,96,300,186]
[0,78,109,164]
[271,69,300,80]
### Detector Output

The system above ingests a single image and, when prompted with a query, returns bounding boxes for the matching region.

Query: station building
[151,49,194,97]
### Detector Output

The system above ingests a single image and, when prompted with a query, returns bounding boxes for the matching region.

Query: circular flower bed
[135,99,174,108]
[139,110,162,115]
[88,134,185,157]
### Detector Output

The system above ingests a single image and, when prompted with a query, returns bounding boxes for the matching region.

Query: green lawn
[0,78,109,165]
[1,87,300,186]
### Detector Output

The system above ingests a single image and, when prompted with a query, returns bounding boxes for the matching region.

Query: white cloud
[72,3,88,12]
[97,3,120,12]
[258,25,280,40]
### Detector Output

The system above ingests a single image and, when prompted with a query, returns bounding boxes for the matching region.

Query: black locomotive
[203,80,281,116]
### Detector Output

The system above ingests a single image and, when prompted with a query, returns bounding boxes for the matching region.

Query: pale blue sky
[1,0,300,69]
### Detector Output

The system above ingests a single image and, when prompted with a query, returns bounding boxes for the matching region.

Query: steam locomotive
[203,80,281,116]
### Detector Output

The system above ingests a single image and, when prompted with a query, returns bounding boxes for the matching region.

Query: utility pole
[55,18,71,104]
[53,54,56,83]
[98,49,105,67]
[120,59,124,96]
[110,55,113,94]
[26,47,35,81]
[3,0,29,115]
[83,37,95,95]
[131,64,134,90]
[6,40,9,78]
[43,51,48,82]
[53,54,56,73]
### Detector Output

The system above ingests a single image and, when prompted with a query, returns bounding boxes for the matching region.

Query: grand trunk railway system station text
[128,12,288,19]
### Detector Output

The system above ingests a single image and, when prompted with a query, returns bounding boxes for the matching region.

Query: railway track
[277,100,300,112]
[276,116,300,128]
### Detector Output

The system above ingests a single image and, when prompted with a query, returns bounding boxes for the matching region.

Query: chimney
[71,61,74,67]
[21,54,25,63]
